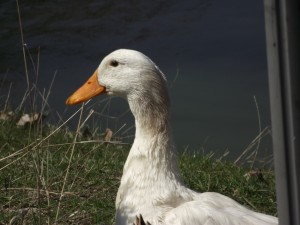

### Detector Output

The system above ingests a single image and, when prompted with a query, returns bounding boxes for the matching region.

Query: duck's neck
[124,90,180,177]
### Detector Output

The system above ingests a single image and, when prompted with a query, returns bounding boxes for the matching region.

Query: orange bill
[66,70,106,105]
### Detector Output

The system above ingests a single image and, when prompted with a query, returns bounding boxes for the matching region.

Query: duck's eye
[109,60,119,67]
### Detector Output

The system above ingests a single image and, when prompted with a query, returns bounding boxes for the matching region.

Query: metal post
[264,0,300,224]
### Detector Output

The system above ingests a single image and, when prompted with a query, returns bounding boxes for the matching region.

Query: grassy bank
[0,112,277,225]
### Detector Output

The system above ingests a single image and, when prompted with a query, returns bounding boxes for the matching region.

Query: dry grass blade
[4,83,12,112]
[250,96,262,168]
[55,103,86,222]
[16,0,29,91]
[234,126,270,165]
[0,107,83,170]
[0,187,76,196]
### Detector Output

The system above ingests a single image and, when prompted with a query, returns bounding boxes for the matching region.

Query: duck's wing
[160,192,278,225]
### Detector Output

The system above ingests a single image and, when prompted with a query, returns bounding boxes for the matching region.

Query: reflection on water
[0,0,272,160]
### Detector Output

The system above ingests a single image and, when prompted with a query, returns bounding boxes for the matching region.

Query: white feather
[95,49,278,225]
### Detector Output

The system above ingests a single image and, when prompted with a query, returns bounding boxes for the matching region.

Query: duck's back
[160,192,278,225]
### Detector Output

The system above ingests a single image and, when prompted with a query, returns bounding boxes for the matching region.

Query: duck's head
[66,49,168,106]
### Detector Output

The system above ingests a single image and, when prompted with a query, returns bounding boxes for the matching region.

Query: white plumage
[66,49,278,225]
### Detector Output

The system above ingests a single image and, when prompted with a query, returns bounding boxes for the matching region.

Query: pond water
[0,0,272,160]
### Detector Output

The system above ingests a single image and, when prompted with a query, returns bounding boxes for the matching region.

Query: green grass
[0,113,277,225]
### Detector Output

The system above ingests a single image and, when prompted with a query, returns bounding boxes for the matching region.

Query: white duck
[66,49,278,225]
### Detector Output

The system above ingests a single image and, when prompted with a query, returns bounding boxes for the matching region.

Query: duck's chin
[107,90,124,98]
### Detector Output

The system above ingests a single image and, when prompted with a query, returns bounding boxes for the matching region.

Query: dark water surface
[0,0,271,160]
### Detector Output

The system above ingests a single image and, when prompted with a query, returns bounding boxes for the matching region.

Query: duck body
[66,49,278,225]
